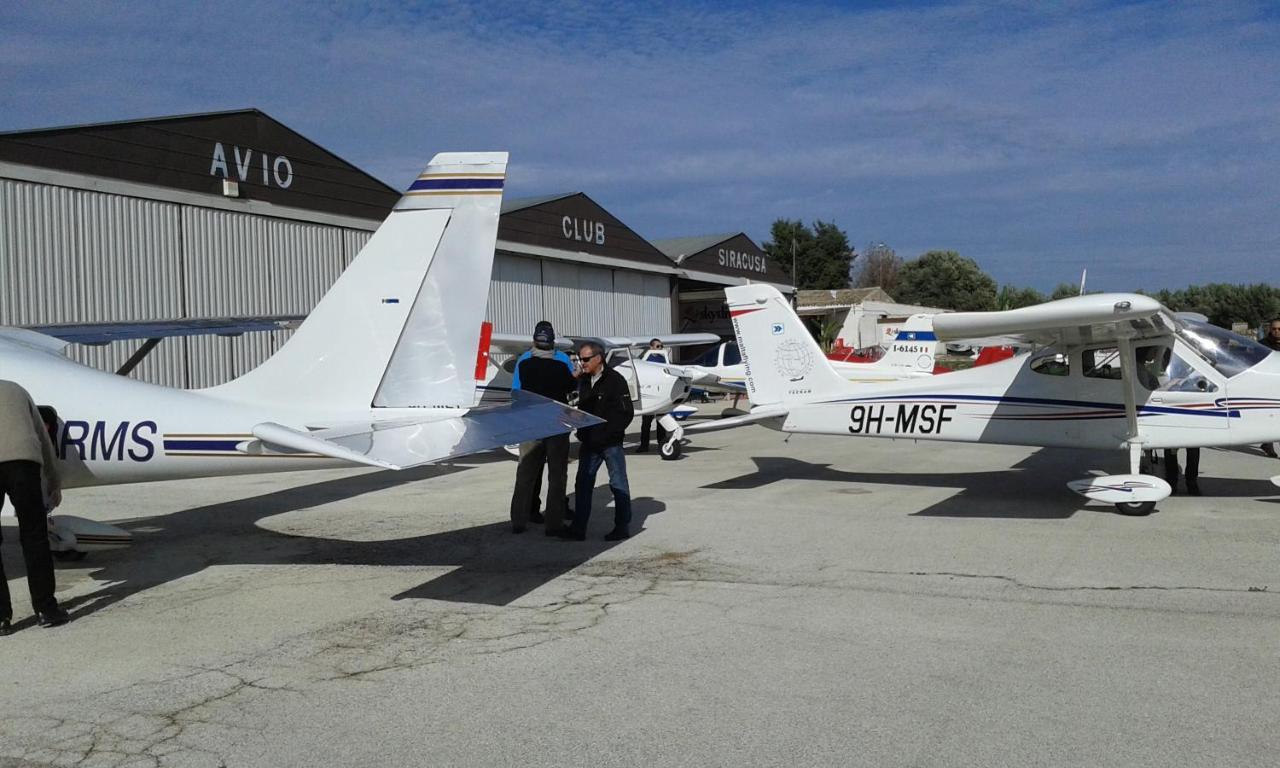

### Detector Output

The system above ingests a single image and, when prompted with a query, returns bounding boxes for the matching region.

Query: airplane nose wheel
[660,439,681,460]
[1115,501,1156,516]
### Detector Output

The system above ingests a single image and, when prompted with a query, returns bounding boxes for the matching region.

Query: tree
[997,284,1046,310]
[894,250,998,311]
[853,242,903,293]
[1050,282,1080,301]
[1154,283,1280,329]
[763,219,854,290]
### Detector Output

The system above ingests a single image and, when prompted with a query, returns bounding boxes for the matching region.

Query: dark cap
[533,320,555,349]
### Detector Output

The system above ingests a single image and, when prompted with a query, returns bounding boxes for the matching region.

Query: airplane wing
[0,328,72,356]
[26,315,306,345]
[242,390,602,470]
[932,294,1173,347]
[489,332,574,354]
[590,333,720,349]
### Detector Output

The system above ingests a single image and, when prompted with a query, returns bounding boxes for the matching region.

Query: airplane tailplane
[207,152,508,411]
[875,314,940,375]
[724,284,851,406]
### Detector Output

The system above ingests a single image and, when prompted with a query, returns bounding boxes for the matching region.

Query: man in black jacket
[1262,318,1280,458]
[561,340,635,541]
[509,321,578,534]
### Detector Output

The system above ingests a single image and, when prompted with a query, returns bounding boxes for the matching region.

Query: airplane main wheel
[660,440,681,460]
[52,549,87,562]
[1115,501,1156,516]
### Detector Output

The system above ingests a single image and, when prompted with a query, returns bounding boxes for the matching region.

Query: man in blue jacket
[509,321,577,534]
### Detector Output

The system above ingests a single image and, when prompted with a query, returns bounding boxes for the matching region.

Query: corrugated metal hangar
[0,109,791,387]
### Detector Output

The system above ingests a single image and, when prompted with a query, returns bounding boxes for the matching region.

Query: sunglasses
[579,353,601,362]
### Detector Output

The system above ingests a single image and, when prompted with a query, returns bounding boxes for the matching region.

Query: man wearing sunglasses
[559,341,635,541]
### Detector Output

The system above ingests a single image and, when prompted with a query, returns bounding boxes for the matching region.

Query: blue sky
[2,0,1277,292]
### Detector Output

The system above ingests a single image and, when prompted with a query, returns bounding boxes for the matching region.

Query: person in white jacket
[0,379,68,633]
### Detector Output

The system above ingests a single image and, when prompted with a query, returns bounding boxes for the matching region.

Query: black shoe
[528,510,545,524]
[1264,445,1278,458]
[556,528,586,541]
[37,606,69,628]
[636,446,649,454]
[1186,481,1202,497]
[0,617,11,636]
[604,528,630,541]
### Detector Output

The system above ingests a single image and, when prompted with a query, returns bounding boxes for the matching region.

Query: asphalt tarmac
[3,418,1279,768]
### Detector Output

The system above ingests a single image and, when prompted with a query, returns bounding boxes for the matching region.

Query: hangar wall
[0,176,373,388]
[1,111,676,391]
[486,253,672,340]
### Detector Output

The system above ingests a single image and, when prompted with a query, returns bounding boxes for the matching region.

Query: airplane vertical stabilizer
[206,152,507,411]
[724,284,851,406]
[874,314,940,375]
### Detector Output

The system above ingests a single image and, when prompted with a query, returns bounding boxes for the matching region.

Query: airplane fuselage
[4,343,462,488]
[781,344,1280,451]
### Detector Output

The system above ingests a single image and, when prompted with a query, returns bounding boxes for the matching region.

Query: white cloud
[2,0,1278,290]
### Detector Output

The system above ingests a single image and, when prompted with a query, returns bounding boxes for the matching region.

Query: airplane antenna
[1079,268,1088,296]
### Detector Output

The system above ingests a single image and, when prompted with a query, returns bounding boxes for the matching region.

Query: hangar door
[485,254,670,339]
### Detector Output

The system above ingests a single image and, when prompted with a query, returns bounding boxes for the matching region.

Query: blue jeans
[572,444,632,533]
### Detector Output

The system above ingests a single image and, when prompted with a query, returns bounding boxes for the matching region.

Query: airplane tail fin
[724,284,851,406]
[874,314,940,375]
[207,152,508,411]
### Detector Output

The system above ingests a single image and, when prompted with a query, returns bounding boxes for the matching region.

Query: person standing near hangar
[509,321,578,535]
[0,380,69,633]
[560,340,635,541]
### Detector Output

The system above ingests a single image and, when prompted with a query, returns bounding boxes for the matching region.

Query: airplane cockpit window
[1082,347,1123,380]
[607,350,628,368]
[723,342,742,366]
[693,346,720,366]
[1178,318,1272,379]
[1029,349,1069,376]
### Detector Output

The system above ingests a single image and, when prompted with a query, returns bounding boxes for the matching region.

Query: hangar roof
[655,232,793,290]
[497,192,675,273]
[0,109,399,221]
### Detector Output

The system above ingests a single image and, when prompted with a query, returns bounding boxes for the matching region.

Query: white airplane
[708,283,1280,515]
[1,152,599,557]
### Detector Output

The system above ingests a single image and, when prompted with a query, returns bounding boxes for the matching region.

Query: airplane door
[1138,341,1229,443]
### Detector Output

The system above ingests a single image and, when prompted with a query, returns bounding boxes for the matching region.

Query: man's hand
[49,488,62,509]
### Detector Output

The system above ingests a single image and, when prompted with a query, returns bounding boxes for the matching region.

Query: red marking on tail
[475,321,493,380]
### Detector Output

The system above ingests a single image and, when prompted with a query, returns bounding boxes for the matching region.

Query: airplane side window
[1029,349,1069,376]
[1157,351,1218,393]
[723,343,742,366]
[1082,348,1123,380]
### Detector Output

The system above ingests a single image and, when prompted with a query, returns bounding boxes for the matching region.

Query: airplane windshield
[1177,319,1272,379]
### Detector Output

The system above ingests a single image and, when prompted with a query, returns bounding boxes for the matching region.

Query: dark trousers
[1163,448,1200,488]
[571,444,632,534]
[510,434,569,531]
[0,460,57,617]
[638,415,667,451]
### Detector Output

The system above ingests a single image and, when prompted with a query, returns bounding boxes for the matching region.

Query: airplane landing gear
[657,413,683,461]
[1114,501,1156,516]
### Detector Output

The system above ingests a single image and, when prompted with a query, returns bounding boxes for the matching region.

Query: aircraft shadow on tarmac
[701,449,1280,519]
[3,461,665,623]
